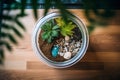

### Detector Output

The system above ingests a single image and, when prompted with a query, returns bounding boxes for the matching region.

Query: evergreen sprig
[0,0,116,63]
[0,0,26,63]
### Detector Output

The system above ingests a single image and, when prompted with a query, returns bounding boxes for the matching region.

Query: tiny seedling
[55,18,76,36]
[41,20,60,43]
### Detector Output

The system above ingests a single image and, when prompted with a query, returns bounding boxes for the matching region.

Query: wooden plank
[0,70,119,80]
[27,61,104,70]
[81,52,120,62]
[4,52,120,63]
[3,51,120,70]
[0,61,26,70]
[4,51,120,62]
[0,70,103,80]
[27,61,120,71]
[88,33,120,52]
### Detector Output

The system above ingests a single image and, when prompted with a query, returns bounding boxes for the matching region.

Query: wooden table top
[0,9,120,80]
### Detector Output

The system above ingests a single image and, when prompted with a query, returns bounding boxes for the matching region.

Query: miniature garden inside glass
[38,17,82,62]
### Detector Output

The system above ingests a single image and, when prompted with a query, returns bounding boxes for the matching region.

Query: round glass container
[32,12,89,68]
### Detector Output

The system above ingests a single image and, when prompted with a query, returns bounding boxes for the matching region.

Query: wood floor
[0,9,120,80]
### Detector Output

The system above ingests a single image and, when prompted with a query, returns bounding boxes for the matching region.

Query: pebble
[65,42,69,46]
[72,48,79,56]
[58,52,64,56]
[63,52,72,59]
[52,36,82,59]
[65,36,70,42]
[51,45,59,57]
[76,41,81,47]
[64,47,68,52]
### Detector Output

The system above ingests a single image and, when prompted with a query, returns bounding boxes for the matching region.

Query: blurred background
[0,0,120,80]
[0,0,119,61]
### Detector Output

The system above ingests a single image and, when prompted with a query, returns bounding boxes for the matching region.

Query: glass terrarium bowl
[32,12,89,68]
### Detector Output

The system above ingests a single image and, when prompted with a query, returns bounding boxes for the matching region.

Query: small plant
[41,20,60,43]
[55,18,76,36]
[41,18,76,43]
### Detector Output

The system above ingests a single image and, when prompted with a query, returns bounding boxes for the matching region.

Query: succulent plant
[55,18,76,36]
[41,20,60,43]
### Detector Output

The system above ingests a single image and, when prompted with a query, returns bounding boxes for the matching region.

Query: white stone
[63,52,72,59]
[72,48,79,56]
[65,42,69,46]
[76,42,80,47]
[58,52,64,56]
[64,46,68,52]
[65,36,70,42]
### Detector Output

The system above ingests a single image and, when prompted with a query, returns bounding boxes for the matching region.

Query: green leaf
[0,32,8,37]
[0,41,12,51]
[5,42,12,51]
[0,41,4,46]
[31,0,38,19]
[3,15,13,20]
[0,49,4,59]
[2,23,23,38]
[55,18,64,27]
[0,60,3,64]
[52,30,59,37]
[61,30,67,36]
[21,0,27,15]
[8,34,18,44]
[47,21,53,30]
[47,36,52,43]
[41,25,47,31]
[2,23,11,29]
[42,32,50,41]
[12,27,23,38]
[66,31,73,36]
[54,0,73,23]
[52,25,59,30]
[67,22,75,30]
[15,19,26,31]
[41,21,52,31]
[16,13,27,18]
[87,25,95,34]
[0,51,4,64]
[56,18,75,36]
[0,33,18,45]
[44,0,51,16]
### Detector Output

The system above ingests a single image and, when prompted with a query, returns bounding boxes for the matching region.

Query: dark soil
[38,27,82,62]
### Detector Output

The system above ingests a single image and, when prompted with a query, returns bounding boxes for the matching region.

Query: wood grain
[0,9,120,80]
[88,33,120,52]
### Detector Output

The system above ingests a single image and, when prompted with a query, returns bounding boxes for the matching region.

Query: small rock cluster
[53,36,82,60]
